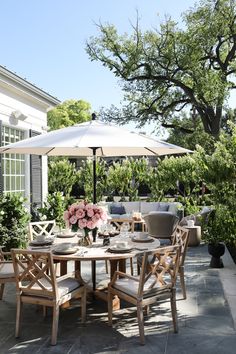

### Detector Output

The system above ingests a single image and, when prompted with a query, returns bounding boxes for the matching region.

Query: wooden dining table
[29,232,160,308]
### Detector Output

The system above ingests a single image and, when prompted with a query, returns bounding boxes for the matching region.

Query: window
[2,126,26,195]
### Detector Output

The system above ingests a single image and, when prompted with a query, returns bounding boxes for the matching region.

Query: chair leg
[107,289,113,326]
[170,289,178,333]
[137,302,145,345]
[105,260,109,274]
[51,304,60,345]
[137,263,140,275]
[144,305,150,316]
[129,258,134,275]
[179,266,187,300]
[0,283,5,300]
[81,288,86,323]
[43,306,47,317]
[15,296,22,338]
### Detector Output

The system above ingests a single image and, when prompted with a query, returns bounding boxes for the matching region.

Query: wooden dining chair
[11,249,87,345]
[171,226,190,299]
[0,247,16,300]
[108,244,181,345]
[28,220,56,241]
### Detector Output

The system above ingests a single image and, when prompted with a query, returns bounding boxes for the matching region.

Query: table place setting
[131,232,155,243]
[56,228,78,238]
[52,242,79,255]
[29,233,55,247]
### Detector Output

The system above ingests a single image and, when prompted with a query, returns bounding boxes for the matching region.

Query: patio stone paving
[0,244,235,353]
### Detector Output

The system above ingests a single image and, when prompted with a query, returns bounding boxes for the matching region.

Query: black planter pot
[208,243,225,268]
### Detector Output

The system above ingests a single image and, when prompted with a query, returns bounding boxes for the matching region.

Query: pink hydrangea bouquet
[63,200,107,237]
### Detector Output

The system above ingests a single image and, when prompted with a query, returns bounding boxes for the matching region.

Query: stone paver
[0,244,236,353]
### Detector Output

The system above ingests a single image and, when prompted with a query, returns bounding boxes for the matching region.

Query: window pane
[2,126,26,195]
[16,176,21,190]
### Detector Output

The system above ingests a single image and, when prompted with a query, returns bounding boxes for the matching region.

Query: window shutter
[0,121,3,193]
[30,130,42,209]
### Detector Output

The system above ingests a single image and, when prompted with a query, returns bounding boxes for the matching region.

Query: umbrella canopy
[0,119,191,157]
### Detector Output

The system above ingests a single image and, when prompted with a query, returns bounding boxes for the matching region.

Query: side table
[185,225,201,246]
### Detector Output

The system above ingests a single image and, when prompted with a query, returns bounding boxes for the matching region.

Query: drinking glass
[120,222,130,238]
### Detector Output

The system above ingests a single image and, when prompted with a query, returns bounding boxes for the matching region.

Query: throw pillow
[158,203,169,212]
[110,205,126,215]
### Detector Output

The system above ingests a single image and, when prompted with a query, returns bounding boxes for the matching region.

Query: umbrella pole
[92,148,97,240]
[92,147,97,291]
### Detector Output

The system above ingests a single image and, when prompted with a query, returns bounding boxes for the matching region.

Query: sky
[0,0,198,136]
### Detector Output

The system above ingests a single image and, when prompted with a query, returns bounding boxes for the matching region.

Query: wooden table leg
[60,260,68,276]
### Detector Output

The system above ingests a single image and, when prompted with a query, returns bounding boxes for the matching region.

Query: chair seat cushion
[27,276,81,298]
[113,276,171,298]
[0,263,15,278]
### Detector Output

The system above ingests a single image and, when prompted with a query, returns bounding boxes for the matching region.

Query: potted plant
[202,205,231,268]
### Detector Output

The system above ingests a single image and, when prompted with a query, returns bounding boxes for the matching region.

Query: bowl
[115,241,129,249]
[137,232,148,240]
[36,235,47,242]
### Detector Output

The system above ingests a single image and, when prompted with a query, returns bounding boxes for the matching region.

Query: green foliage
[48,159,78,196]
[147,154,203,209]
[87,0,236,136]
[167,114,216,153]
[38,192,75,229]
[107,158,149,201]
[0,194,30,251]
[203,206,236,245]
[47,99,91,131]
[197,122,236,245]
[76,158,108,202]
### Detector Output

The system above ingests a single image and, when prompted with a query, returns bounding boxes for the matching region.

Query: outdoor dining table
[28,233,160,308]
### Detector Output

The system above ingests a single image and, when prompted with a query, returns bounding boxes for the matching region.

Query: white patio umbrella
[0,115,191,203]
[0,114,191,207]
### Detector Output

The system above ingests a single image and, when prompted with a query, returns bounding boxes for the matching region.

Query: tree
[86,0,236,137]
[47,99,91,131]
[166,112,216,153]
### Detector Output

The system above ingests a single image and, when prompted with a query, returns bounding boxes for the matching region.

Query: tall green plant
[197,123,236,245]
[48,159,78,197]
[77,158,108,202]
[0,194,30,251]
[38,192,74,229]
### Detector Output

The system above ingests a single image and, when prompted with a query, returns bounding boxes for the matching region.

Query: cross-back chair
[0,247,16,300]
[11,249,87,345]
[108,245,181,345]
[28,220,56,241]
[171,226,189,299]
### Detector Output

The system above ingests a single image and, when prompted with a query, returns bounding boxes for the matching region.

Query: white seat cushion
[113,275,171,298]
[28,276,81,297]
[0,263,15,278]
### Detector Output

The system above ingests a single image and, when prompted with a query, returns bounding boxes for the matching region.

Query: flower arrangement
[63,200,107,238]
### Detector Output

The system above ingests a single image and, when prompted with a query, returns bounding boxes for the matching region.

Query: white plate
[56,233,76,238]
[30,239,54,246]
[53,245,78,254]
[132,235,154,243]
[109,245,132,252]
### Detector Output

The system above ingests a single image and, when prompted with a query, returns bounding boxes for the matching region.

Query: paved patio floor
[0,244,236,354]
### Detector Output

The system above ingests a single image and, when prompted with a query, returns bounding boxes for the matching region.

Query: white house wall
[0,67,60,206]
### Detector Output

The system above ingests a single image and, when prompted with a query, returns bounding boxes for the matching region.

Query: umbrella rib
[145,148,159,155]
[46,147,55,155]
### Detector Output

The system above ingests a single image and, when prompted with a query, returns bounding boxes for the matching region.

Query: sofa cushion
[140,202,159,215]
[110,204,126,215]
[122,202,140,214]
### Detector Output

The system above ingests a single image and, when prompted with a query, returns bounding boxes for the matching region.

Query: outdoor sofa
[99,201,184,220]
